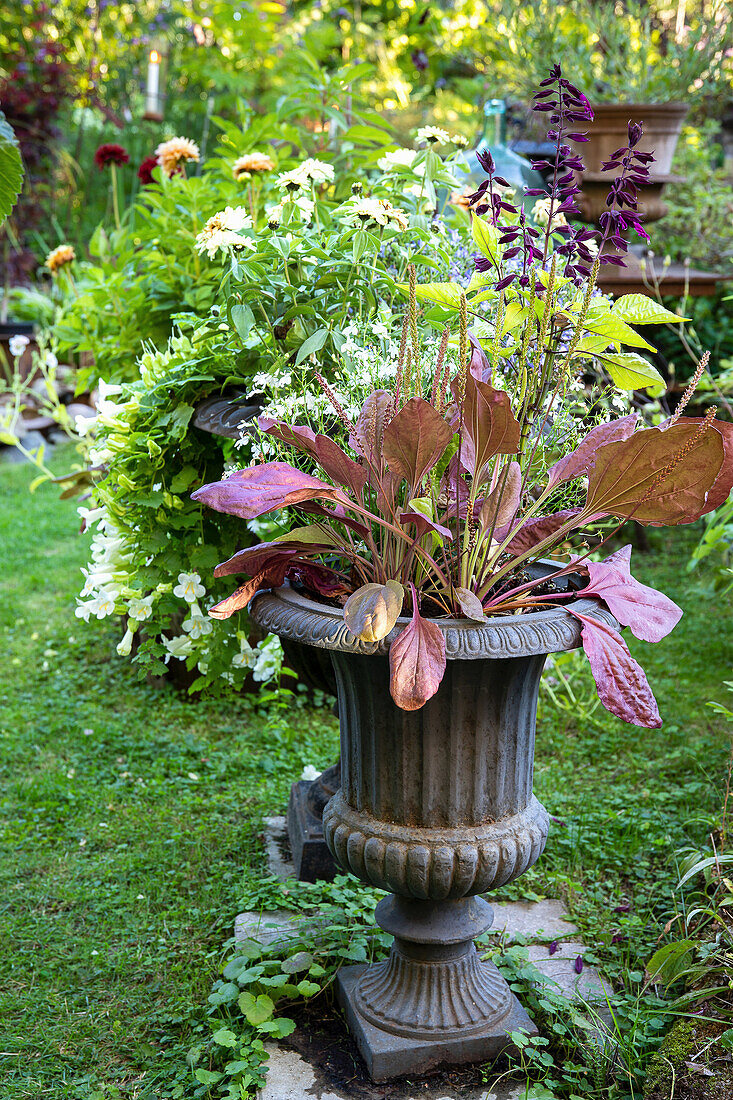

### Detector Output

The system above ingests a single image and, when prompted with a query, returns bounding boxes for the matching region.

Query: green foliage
[0,109,23,228]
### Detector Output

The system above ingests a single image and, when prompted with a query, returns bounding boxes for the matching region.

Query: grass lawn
[2,446,731,1099]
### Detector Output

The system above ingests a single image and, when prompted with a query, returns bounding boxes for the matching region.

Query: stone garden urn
[250,575,614,1081]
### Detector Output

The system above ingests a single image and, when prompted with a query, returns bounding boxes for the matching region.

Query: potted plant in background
[191,69,733,1079]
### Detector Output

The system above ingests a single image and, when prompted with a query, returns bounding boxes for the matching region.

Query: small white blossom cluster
[239,316,458,461]
[275,157,334,191]
[231,631,284,682]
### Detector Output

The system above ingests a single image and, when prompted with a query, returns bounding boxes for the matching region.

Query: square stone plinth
[335,963,537,1082]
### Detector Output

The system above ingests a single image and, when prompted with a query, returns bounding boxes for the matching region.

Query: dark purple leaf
[399,512,453,541]
[351,389,393,463]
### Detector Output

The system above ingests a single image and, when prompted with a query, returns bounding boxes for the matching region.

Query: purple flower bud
[548,941,559,955]
[495,273,517,291]
[574,955,584,974]
[477,150,495,173]
[411,49,429,72]
[627,120,643,147]
[611,933,625,944]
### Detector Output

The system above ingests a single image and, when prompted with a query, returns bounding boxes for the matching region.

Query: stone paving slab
[259,1046,527,1100]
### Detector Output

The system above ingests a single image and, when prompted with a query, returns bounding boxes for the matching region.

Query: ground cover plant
[3,438,733,1098]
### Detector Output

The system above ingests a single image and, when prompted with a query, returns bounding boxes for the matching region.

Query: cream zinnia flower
[532,197,567,228]
[377,148,419,173]
[195,206,254,259]
[155,136,200,177]
[416,125,450,146]
[45,244,76,273]
[276,157,334,192]
[233,152,275,179]
[341,196,409,232]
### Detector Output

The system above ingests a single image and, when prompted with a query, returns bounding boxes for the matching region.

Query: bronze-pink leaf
[213,541,330,579]
[192,462,348,520]
[351,390,394,462]
[382,397,453,488]
[454,587,487,621]
[314,434,367,497]
[585,421,725,525]
[479,461,521,531]
[505,510,585,555]
[547,414,637,490]
[209,564,291,619]
[459,374,521,477]
[388,587,447,710]
[257,416,319,459]
[578,547,682,643]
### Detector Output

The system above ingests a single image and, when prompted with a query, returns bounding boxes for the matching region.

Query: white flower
[173,572,205,602]
[531,197,567,229]
[74,412,98,436]
[195,206,254,259]
[252,634,283,682]
[98,380,123,402]
[276,158,334,192]
[128,594,155,622]
[182,611,213,639]
[163,635,194,662]
[43,350,58,370]
[377,148,418,172]
[339,196,409,231]
[450,133,470,148]
[77,505,105,528]
[116,625,135,657]
[416,125,450,146]
[9,334,29,358]
[75,590,117,621]
[301,765,321,782]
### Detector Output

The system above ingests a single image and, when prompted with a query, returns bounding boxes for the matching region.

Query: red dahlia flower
[137,154,158,185]
[94,143,130,169]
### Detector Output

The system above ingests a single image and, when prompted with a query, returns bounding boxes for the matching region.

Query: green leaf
[230,303,255,342]
[294,326,329,366]
[296,980,321,997]
[281,951,314,974]
[212,1027,238,1048]
[169,465,200,494]
[612,293,685,325]
[601,353,666,392]
[194,1069,224,1085]
[397,280,463,308]
[260,1017,297,1037]
[472,215,499,261]
[646,940,696,986]
[0,111,23,228]
[583,311,655,351]
[238,991,275,1025]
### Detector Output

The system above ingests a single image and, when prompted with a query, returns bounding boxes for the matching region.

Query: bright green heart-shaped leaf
[612,293,686,325]
[296,980,321,997]
[238,991,275,1026]
[281,951,314,974]
[212,1027,238,1048]
[602,353,666,391]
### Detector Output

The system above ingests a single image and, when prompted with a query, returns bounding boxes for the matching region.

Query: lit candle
[145,49,161,116]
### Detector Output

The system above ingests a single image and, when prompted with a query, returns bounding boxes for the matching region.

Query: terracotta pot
[573,102,688,177]
[250,573,615,1080]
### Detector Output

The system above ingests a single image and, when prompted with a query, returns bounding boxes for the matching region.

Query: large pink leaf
[468,334,491,382]
[585,421,725,525]
[578,546,682,643]
[704,420,733,511]
[214,540,330,579]
[350,390,394,462]
[399,512,453,541]
[314,434,367,497]
[569,610,662,728]
[257,417,319,459]
[382,397,453,489]
[479,461,521,532]
[388,586,447,710]
[547,415,637,490]
[458,374,521,478]
[192,463,347,520]
[299,501,371,539]
[505,509,584,555]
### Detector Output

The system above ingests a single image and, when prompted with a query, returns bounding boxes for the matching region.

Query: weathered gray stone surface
[490,899,579,942]
[258,1045,528,1100]
[264,815,296,880]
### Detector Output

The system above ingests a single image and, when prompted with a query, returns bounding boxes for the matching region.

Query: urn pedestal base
[336,963,535,1081]
[335,893,537,1081]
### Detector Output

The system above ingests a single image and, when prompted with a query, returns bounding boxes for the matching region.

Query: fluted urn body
[250,578,614,1080]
